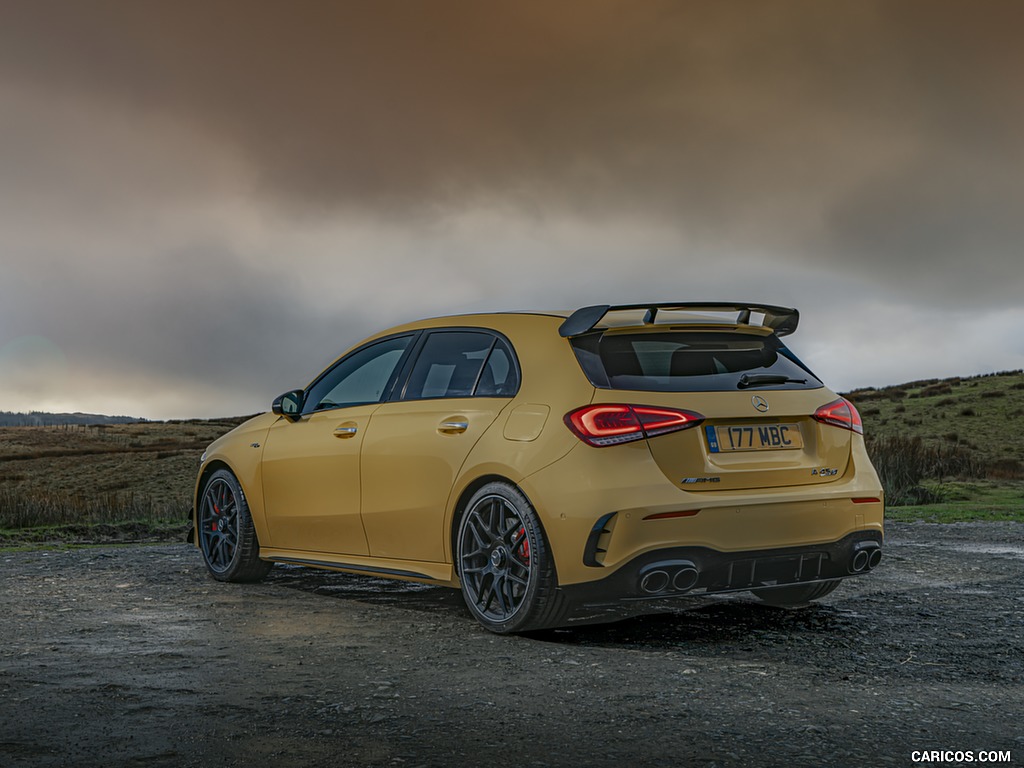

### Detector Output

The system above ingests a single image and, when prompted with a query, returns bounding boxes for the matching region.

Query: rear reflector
[564,404,705,447]
[852,497,881,504]
[812,397,864,435]
[643,510,701,521]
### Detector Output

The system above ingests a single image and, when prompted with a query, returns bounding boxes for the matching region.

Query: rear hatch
[570,324,854,491]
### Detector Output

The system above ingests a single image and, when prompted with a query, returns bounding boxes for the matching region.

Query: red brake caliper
[518,526,530,563]
[212,503,220,531]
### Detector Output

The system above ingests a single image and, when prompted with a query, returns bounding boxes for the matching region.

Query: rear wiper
[737,373,807,389]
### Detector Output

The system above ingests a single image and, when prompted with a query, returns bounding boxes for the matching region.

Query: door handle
[438,420,469,434]
[334,423,359,438]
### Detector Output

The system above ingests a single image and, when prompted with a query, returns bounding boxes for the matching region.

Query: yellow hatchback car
[192,303,884,633]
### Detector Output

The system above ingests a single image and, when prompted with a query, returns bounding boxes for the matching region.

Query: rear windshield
[570,331,823,392]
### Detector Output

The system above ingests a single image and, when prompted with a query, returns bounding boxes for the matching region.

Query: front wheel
[752,579,841,607]
[198,468,272,583]
[456,482,565,633]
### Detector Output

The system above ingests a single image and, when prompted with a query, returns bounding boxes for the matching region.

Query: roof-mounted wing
[558,302,800,338]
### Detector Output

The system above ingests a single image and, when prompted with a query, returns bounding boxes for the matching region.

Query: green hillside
[845,369,1024,475]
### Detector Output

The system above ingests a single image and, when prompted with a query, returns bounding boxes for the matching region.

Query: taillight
[812,398,863,434]
[564,404,705,447]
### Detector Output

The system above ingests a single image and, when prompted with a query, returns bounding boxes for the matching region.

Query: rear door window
[402,331,520,400]
[570,331,822,392]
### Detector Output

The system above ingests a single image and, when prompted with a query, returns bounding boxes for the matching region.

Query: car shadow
[267,564,859,650]
[529,599,859,650]
[267,564,469,617]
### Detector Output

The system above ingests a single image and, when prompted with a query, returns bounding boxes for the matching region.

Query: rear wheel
[198,468,272,583]
[456,482,564,633]
[752,579,841,607]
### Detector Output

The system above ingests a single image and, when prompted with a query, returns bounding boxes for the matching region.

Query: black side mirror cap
[272,390,304,421]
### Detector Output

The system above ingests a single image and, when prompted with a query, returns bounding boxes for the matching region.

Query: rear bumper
[559,529,883,607]
[521,436,884,586]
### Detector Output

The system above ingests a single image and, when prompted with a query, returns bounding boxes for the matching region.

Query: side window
[303,335,413,413]
[403,332,496,400]
[475,337,519,397]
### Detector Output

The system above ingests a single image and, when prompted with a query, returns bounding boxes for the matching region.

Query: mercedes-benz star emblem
[751,395,769,412]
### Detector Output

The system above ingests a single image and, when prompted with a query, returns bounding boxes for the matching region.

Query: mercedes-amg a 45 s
[192,303,884,633]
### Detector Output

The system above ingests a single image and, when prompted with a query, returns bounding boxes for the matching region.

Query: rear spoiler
[558,303,800,338]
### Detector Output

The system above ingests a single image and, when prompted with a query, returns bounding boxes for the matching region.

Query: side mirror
[272,390,304,421]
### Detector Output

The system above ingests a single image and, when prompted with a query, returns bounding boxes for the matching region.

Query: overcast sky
[1,1,1022,420]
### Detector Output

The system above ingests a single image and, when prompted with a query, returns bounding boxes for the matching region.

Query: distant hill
[844,369,1024,475]
[0,411,146,427]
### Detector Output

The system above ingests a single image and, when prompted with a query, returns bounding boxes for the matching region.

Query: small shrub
[988,459,1024,480]
[936,397,957,407]
[920,383,953,397]
[960,407,976,417]
[862,407,881,416]
[980,390,1006,398]
[894,405,906,413]
[866,435,983,505]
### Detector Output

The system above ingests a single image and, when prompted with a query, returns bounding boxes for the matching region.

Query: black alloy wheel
[456,482,563,633]
[198,468,272,583]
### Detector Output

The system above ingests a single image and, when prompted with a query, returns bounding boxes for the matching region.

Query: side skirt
[258,548,455,586]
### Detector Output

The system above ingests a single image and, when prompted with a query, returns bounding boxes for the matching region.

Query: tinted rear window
[570,331,822,392]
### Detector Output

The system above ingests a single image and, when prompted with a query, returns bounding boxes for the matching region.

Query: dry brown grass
[0,419,247,533]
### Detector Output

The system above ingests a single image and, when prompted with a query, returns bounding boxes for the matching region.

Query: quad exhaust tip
[850,544,882,573]
[639,560,700,595]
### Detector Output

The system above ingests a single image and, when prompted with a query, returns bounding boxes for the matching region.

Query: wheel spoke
[492,573,509,616]
[461,544,488,559]
[467,518,488,550]
[478,578,496,611]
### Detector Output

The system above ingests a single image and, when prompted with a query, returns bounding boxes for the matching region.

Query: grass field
[0,417,249,545]
[1,370,1022,545]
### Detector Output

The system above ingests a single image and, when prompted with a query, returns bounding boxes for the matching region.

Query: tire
[752,579,842,607]
[456,482,566,634]
[197,468,272,583]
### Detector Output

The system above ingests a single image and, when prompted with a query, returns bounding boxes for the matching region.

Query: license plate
[706,423,803,453]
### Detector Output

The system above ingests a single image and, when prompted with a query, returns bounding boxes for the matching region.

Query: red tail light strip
[812,397,864,435]
[564,404,705,447]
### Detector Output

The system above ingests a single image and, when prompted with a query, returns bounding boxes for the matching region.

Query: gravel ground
[1,522,1022,767]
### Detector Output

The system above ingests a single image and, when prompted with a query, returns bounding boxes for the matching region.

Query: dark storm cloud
[2,1,1023,301]
[2,1,1023,417]
[2,236,390,416]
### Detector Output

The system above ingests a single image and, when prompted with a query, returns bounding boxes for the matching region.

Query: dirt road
[2,522,1022,767]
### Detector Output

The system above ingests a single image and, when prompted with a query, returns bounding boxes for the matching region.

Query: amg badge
[681,477,721,485]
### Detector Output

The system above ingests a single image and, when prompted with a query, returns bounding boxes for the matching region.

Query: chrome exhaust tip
[868,548,882,569]
[672,566,699,592]
[851,550,869,573]
[640,570,670,594]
